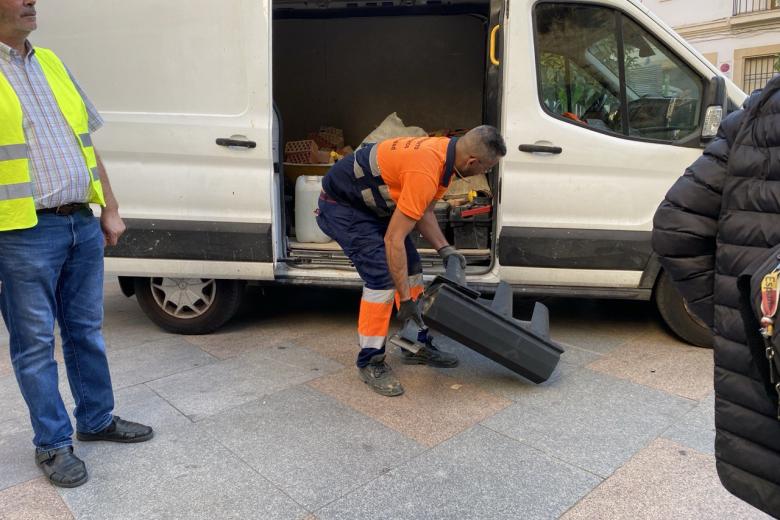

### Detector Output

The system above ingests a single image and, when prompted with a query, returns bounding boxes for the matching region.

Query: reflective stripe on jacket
[0,47,104,232]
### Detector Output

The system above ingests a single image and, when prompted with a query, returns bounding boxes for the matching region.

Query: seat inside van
[272,0,496,269]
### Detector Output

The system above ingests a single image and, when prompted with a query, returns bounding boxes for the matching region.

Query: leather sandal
[35,446,88,488]
[76,416,154,443]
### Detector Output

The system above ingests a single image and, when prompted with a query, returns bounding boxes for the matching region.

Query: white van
[35,0,745,347]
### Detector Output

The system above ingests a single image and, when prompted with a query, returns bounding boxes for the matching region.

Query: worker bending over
[316,125,507,396]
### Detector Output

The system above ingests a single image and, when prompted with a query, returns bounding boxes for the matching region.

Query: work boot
[35,446,88,488]
[401,338,459,368]
[358,354,404,397]
[76,416,154,443]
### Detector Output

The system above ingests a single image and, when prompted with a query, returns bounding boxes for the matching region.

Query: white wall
[641,0,732,26]
[641,0,780,86]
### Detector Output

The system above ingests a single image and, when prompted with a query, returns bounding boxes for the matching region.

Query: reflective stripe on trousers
[358,287,395,350]
[358,275,425,350]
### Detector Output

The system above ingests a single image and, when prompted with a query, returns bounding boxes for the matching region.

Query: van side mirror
[701,76,727,141]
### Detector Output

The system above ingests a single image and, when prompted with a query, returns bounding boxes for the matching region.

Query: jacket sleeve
[651,109,744,327]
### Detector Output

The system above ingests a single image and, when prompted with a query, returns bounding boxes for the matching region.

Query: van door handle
[519,144,562,154]
[216,137,257,149]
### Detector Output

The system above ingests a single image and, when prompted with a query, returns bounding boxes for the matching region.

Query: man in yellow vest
[0,0,152,488]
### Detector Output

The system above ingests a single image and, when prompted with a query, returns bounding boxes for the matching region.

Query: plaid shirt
[0,41,103,209]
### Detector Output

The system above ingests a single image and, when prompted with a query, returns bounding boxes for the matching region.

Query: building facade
[642,0,780,93]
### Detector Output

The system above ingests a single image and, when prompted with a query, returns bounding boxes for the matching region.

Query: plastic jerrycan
[295,175,332,243]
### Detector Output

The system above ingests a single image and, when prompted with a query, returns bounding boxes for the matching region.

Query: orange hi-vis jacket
[321,136,458,220]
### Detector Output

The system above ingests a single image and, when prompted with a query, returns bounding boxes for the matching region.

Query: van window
[621,17,702,141]
[534,3,703,143]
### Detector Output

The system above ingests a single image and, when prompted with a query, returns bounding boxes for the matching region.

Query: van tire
[654,271,713,348]
[134,277,245,335]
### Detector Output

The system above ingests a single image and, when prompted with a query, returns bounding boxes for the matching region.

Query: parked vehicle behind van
[34,0,745,347]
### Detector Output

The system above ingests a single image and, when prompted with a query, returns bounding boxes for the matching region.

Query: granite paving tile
[0,374,32,437]
[550,325,639,355]
[662,393,716,455]
[482,368,694,477]
[297,326,359,367]
[427,336,587,401]
[101,320,178,352]
[58,426,305,520]
[185,313,348,360]
[1,383,193,491]
[309,362,512,447]
[587,330,714,400]
[105,336,216,389]
[71,384,192,461]
[317,426,601,520]
[0,477,74,520]
[257,342,345,373]
[5,363,83,437]
[0,428,41,491]
[0,380,194,491]
[0,332,9,378]
[148,346,342,421]
[544,298,658,354]
[557,343,604,367]
[184,325,289,360]
[101,282,144,317]
[183,285,356,360]
[561,438,772,519]
[199,386,425,510]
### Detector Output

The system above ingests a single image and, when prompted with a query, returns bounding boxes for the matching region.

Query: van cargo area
[272,1,496,270]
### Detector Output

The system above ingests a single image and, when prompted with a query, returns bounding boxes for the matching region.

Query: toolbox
[450,203,492,250]
[410,201,452,249]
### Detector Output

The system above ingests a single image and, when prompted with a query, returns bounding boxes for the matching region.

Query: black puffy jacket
[652,75,780,518]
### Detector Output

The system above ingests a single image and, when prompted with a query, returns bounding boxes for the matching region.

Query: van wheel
[134,277,245,335]
[654,271,713,348]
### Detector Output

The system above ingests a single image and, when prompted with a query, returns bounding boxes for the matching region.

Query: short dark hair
[466,125,507,162]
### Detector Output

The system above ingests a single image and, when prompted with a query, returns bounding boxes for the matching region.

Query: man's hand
[100,208,126,247]
[397,298,424,328]
[438,245,467,270]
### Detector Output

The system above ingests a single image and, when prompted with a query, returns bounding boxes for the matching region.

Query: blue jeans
[0,208,114,450]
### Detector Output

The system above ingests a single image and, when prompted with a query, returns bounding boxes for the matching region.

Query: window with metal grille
[734,0,780,15]
[743,54,780,93]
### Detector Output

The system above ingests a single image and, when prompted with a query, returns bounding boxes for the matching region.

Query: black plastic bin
[421,283,563,383]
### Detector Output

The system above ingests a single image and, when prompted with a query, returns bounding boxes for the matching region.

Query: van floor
[287,240,491,268]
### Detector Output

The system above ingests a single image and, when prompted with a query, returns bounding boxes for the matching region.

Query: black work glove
[438,245,467,270]
[397,298,424,328]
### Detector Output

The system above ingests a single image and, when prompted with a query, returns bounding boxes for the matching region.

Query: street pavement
[0,281,772,519]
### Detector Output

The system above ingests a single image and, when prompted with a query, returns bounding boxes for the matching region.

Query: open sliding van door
[35,1,275,333]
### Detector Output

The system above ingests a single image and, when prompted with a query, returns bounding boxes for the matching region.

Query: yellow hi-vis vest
[0,47,105,232]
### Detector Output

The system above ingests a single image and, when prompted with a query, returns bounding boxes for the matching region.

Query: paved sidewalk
[0,282,772,519]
